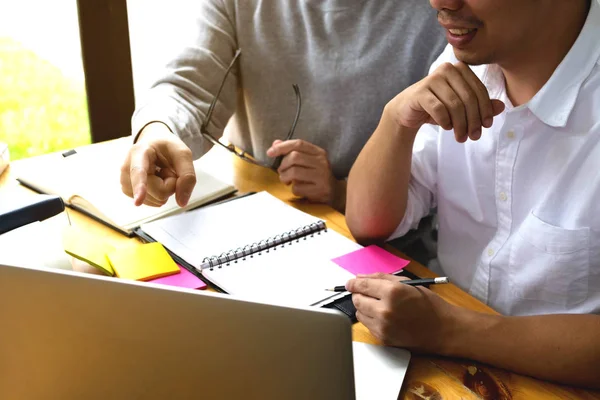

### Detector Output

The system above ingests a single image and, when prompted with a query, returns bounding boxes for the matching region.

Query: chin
[452,48,492,66]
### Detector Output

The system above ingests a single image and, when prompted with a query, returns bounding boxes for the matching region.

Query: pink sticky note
[332,245,410,276]
[148,265,207,290]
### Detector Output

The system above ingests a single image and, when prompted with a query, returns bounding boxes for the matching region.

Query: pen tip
[325,288,335,292]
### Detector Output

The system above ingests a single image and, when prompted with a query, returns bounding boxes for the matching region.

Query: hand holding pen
[326,276,449,292]
[345,273,458,351]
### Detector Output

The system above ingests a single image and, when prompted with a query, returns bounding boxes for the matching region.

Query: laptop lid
[0,264,355,400]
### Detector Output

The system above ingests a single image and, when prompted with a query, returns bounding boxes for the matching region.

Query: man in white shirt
[346,0,600,388]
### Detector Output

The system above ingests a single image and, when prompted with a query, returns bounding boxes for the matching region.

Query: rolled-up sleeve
[388,123,439,240]
[131,0,238,159]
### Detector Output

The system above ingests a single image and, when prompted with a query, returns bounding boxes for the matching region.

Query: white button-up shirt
[392,0,600,316]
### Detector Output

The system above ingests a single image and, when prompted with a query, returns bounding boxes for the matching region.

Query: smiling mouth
[448,28,477,36]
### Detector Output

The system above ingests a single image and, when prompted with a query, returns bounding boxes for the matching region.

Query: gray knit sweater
[132,0,446,178]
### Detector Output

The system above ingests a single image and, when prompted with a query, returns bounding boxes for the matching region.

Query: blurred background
[0,0,194,160]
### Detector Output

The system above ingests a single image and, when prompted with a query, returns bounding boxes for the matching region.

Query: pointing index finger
[170,147,196,207]
[129,147,155,206]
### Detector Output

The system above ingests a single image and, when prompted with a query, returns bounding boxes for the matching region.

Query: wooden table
[2,148,598,400]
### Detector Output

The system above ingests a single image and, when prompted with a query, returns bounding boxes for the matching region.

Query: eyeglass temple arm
[201,48,242,132]
[271,84,302,171]
[286,84,302,142]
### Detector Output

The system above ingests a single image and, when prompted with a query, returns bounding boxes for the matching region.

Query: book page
[202,229,362,306]
[140,192,326,268]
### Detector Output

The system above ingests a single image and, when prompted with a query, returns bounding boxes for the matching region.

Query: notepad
[107,242,180,281]
[15,137,236,235]
[138,192,363,306]
[62,225,116,276]
[332,245,410,276]
[149,264,207,290]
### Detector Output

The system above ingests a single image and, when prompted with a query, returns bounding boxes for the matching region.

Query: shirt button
[487,248,495,257]
[507,130,515,139]
[499,192,508,201]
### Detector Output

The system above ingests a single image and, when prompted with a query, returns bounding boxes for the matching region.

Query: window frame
[76,0,134,143]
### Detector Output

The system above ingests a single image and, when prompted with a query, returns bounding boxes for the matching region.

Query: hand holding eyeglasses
[120,122,197,208]
[267,139,345,211]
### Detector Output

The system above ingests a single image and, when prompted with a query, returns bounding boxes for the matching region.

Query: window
[0,0,90,160]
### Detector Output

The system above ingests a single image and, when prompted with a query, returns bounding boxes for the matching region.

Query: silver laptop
[0,264,409,400]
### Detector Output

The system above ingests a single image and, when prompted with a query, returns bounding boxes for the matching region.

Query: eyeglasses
[200,49,302,170]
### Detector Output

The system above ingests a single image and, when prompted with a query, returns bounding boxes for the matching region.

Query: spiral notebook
[137,192,362,306]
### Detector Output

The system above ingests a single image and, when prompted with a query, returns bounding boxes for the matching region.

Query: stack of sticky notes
[62,225,206,290]
[63,225,116,276]
[106,242,180,281]
[332,245,410,276]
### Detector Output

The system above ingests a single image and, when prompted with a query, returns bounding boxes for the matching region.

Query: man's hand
[387,62,505,143]
[266,139,346,211]
[120,122,197,208]
[346,273,460,353]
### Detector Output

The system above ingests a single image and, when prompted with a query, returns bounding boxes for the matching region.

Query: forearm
[346,105,417,243]
[446,309,600,388]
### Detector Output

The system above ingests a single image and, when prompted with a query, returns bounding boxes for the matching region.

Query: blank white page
[202,229,361,306]
[353,342,411,400]
[140,192,324,269]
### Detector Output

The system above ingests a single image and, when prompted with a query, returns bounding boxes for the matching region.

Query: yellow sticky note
[62,225,115,276]
[107,242,179,281]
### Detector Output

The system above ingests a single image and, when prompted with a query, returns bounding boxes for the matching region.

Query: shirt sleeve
[131,0,238,159]
[387,44,456,240]
[388,123,439,240]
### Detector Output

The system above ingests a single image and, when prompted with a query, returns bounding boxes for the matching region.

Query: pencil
[325,277,450,292]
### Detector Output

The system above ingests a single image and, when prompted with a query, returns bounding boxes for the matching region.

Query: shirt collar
[527,0,600,127]
[480,0,600,127]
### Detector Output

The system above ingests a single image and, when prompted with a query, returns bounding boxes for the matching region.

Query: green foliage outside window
[0,37,90,161]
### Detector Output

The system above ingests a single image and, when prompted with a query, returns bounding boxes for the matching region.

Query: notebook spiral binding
[200,220,327,271]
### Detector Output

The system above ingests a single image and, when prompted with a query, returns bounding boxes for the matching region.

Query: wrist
[439,306,502,358]
[135,121,174,144]
[381,104,419,147]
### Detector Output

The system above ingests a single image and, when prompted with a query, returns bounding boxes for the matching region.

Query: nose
[430,0,463,12]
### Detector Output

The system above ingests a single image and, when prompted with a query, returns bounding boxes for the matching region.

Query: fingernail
[266,148,275,157]
[472,129,481,140]
[484,118,493,128]
[134,186,142,201]
[356,274,367,278]
[182,192,192,206]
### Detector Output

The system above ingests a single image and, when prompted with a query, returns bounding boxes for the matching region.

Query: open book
[138,192,364,306]
[15,137,236,236]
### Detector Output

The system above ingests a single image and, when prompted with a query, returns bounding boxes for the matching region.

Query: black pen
[325,277,450,292]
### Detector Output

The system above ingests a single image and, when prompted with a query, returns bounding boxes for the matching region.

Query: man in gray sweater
[120,0,445,212]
